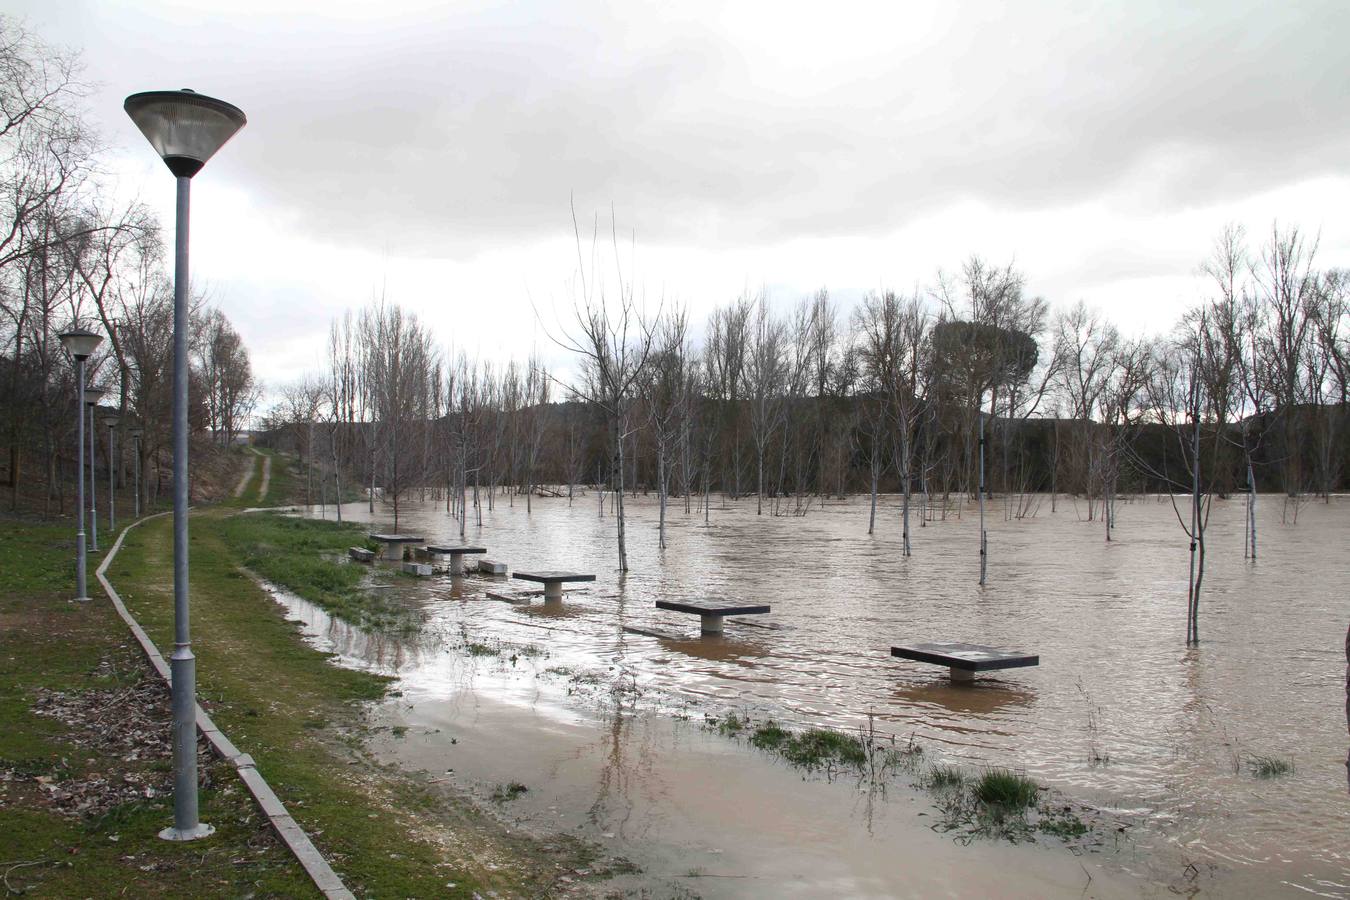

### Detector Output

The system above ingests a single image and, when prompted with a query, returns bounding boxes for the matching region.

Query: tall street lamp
[58,328,103,602]
[130,426,144,518]
[103,415,119,531]
[84,387,106,552]
[125,87,246,843]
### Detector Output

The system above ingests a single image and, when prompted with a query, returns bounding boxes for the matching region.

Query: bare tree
[546,207,656,573]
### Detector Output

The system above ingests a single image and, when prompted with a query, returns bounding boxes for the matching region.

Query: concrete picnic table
[425,545,486,575]
[367,533,424,562]
[655,600,770,635]
[512,571,595,605]
[891,641,1039,683]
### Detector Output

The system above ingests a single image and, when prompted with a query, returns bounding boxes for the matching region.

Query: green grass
[1247,754,1294,778]
[218,512,416,632]
[109,509,596,896]
[923,764,968,790]
[748,721,791,752]
[490,782,528,803]
[0,519,314,897]
[744,721,868,770]
[972,769,1040,810]
[1037,805,1090,839]
[716,712,747,735]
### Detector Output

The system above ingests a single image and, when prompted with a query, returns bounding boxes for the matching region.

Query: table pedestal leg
[382,543,403,561]
[544,582,563,606]
[700,614,724,635]
[449,552,465,576]
[950,667,974,683]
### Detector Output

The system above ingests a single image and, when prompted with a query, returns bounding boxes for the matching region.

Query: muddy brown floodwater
[282,492,1350,897]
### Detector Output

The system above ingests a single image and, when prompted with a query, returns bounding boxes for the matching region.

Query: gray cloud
[18,1,1350,258]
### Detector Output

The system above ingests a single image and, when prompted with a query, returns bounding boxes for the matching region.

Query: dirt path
[232,451,258,498]
[255,449,272,502]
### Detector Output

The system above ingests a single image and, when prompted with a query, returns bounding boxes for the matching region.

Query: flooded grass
[1247,754,1294,778]
[490,782,528,803]
[711,710,1107,847]
[922,764,968,790]
[220,512,416,632]
[972,769,1040,810]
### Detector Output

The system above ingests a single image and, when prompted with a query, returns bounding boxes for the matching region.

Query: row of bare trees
[0,20,259,513]
[266,221,1346,625]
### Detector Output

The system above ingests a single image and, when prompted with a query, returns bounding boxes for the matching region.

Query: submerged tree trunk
[1246,458,1258,561]
[615,420,629,572]
[899,431,913,557]
[867,451,878,535]
[978,415,987,586]
[1187,407,1202,645]
[657,446,667,550]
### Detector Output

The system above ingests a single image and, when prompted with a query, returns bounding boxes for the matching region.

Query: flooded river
[288,491,1349,897]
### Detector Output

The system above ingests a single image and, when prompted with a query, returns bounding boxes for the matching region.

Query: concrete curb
[95,512,355,900]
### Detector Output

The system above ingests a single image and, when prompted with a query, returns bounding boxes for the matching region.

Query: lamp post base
[72,596,91,603]
[158,822,215,842]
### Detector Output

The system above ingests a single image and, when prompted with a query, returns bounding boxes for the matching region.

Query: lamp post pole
[125,87,246,843]
[88,400,98,551]
[105,417,119,532]
[76,367,89,597]
[59,329,102,602]
[83,387,105,551]
[131,428,143,518]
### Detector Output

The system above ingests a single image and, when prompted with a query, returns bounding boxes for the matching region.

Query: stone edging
[95,511,355,900]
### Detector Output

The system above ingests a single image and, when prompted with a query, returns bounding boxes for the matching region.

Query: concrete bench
[891,642,1039,683]
[477,559,507,575]
[655,600,770,635]
[513,571,595,606]
[402,562,433,577]
[368,533,424,562]
[425,545,487,575]
[348,547,375,563]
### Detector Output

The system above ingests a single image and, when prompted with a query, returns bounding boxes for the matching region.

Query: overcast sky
[15,0,1350,393]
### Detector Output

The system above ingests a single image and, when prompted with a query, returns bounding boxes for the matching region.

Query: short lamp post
[57,328,103,602]
[125,87,246,843]
[103,415,119,531]
[130,426,144,518]
[84,387,106,552]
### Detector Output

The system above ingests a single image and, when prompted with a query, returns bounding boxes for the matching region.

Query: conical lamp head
[124,89,246,178]
[58,328,102,360]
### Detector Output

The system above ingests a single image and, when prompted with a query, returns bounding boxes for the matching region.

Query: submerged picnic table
[367,533,424,562]
[655,600,770,635]
[512,571,595,605]
[425,544,486,575]
[891,641,1039,683]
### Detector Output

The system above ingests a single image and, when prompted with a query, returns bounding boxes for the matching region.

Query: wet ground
[285,491,1350,897]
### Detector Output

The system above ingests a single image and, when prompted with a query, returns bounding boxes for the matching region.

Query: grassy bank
[110,508,598,896]
[218,512,413,631]
[0,520,313,897]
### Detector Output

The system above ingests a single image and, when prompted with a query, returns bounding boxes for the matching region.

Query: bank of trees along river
[261,219,1348,644]
[0,20,260,515]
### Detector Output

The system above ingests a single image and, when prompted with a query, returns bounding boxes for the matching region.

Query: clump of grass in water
[741,720,866,770]
[972,766,1042,825]
[1037,804,1089,839]
[716,711,748,736]
[490,782,528,803]
[748,721,790,751]
[922,764,967,791]
[1247,754,1294,778]
[973,768,1040,810]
